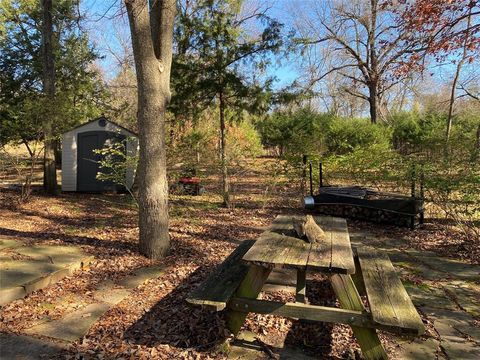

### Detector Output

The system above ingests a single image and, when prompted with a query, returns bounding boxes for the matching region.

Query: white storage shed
[61,117,138,192]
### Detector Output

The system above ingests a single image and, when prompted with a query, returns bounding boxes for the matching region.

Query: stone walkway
[0,239,93,305]
[21,266,164,342]
[0,237,165,359]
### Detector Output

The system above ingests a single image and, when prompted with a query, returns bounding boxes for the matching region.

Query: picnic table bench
[187,215,425,360]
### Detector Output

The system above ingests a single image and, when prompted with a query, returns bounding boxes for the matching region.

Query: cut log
[293,215,326,244]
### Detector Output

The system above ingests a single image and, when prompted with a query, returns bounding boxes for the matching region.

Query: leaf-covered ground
[0,159,478,359]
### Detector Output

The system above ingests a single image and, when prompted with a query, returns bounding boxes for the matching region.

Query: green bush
[391,111,446,152]
[256,108,333,156]
[325,117,390,155]
[227,119,263,162]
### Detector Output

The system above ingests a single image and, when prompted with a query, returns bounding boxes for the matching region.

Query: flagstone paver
[0,238,22,250]
[0,332,66,360]
[24,302,111,342]
[227,331,318,360]
[403,283,458,310]
[18,265,166,345]
[442,284,480,317]
[395,338,441,360]
[116,265,165,288]
[15,245,92,267]
[0,242,93,305]
[92,287,131,305]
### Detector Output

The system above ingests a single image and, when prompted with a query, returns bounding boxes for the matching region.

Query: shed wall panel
[61,132,77,191]
[61,119,138,192]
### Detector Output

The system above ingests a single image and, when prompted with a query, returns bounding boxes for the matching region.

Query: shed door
[77,131,126,192]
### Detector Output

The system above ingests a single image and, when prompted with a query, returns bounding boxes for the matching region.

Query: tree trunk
[368,84,378,124]
[475,123,480,159]
[368,0,379,125]
[125,0,176,259]
[41,0,57,194]
[219,91,230,208]
[446,8,472,142]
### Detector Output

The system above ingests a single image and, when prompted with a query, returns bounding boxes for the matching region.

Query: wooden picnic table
[187,215,425,360]
[242,215,355,274]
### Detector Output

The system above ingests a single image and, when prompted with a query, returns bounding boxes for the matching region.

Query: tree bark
[125,0,176,259]
[446,7,472,142]
[219,90,230,208]
[368,0,379,125]
[368,84,378,124]
[41,0,57,194]
[475,123,480,159]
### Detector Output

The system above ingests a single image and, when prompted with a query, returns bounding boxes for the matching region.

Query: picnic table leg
[295,269,306,303]
[330,274,388,360]
[351,254,366,296]
[226,264,272,336]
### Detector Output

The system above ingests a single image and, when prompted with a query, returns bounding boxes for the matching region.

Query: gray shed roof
[65,117,138,137]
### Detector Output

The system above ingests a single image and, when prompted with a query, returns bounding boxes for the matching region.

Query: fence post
[420,165,425,225]
[411,164,416,198]
[309,162,313,196]
[319,161,323,189]
[301,155,307,197]
[410,164,416,230]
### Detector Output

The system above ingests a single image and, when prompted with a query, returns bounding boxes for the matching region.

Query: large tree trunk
[219,91,230,208]
[41,0,57,194]
[125,0,176,259]
[368,83,378,125]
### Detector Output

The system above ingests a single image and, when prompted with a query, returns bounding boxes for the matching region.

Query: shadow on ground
[124,268,346,358]
[124,266,229,353]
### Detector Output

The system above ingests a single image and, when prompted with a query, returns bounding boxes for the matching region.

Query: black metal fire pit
[303,160,424,229]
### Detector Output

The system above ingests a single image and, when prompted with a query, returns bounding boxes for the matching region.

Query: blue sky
[79,0,475,97]
[80,0,300,89]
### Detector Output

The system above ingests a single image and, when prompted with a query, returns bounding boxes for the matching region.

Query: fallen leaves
[1,159,461,358]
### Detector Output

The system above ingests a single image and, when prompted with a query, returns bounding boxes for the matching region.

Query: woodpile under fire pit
[304,186,424,229]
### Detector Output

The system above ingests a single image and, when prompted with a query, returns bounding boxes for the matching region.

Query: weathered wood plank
[243,215,354,274]
[295,269,306,303]
[281,235,311,269]
[242,221,310,269]
[329,217,355,274]
[243,215,314,269]
[351,249,366,296]
[357,246,425,336]
[330,274,388,360]
[186,240,255,311]
[307,216,354,274]
[228,297,375,328]
[240,234,283,268]
[226,264,272,335]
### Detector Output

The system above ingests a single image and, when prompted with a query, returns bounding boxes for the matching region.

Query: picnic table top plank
[242,215,354,274]
[327,217,355,274]
[305,216,334,271]
[242,230,310,269]
[357,246,425,335]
